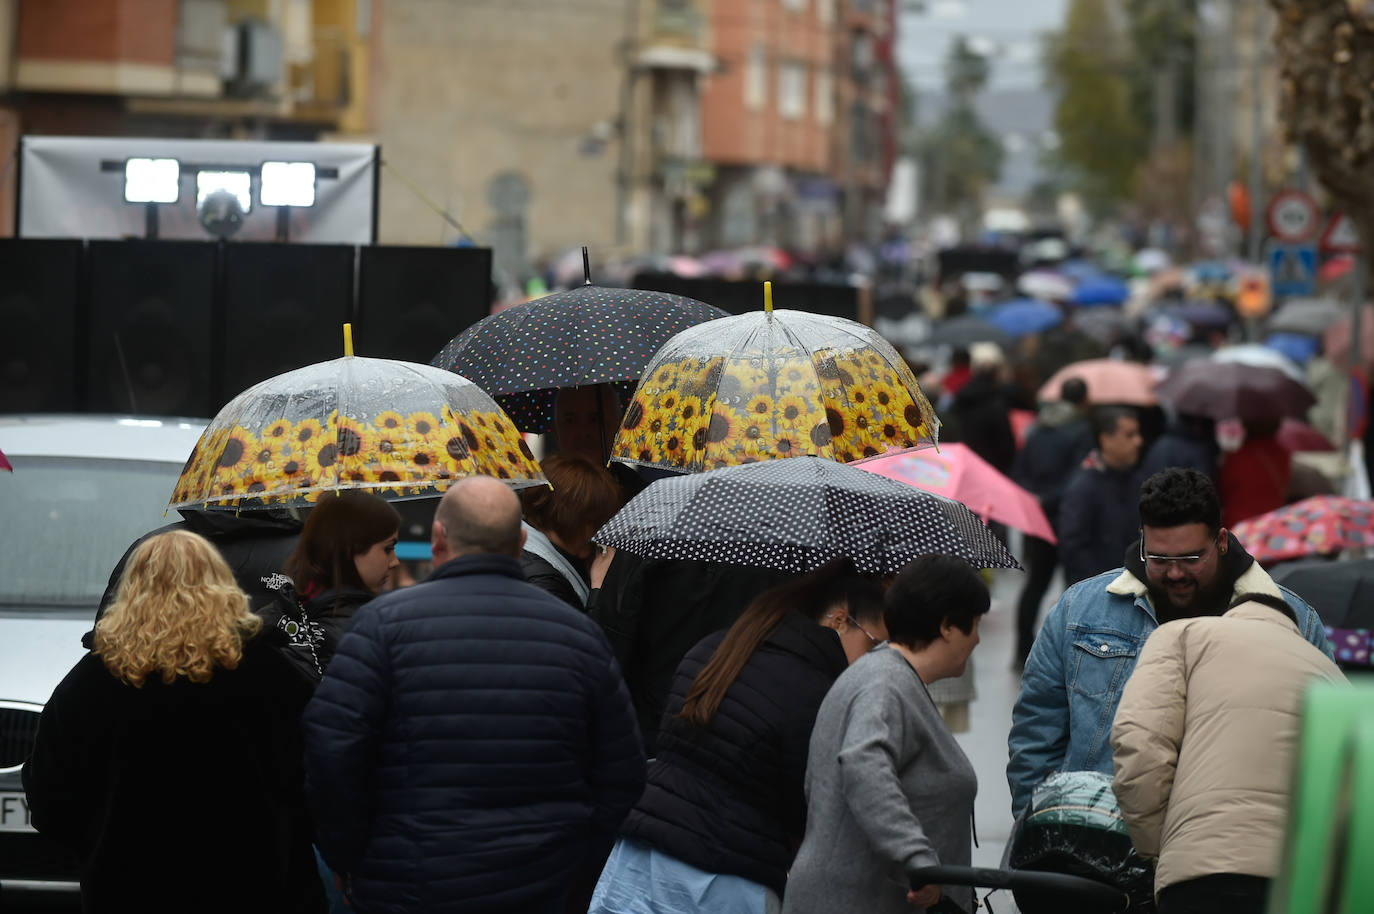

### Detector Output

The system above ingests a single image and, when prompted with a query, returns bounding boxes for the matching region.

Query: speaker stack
[0,240,495,418]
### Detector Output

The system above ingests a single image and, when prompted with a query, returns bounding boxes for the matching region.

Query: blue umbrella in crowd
[1058,260,1102,282]
[988,299,1063,338]
[1070,277,1130,307]
[1266,332,1321,366]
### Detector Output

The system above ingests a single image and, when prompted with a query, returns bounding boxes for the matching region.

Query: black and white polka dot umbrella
[431,283,727,432]
[592,455,1021,575]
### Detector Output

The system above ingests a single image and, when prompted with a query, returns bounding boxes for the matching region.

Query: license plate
[0,792,35,832]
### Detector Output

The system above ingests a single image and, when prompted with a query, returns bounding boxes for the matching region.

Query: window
[815,70,834,124]
[745,44,767,110]
[779,62,807,120]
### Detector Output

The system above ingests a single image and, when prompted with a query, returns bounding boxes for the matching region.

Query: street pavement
[950,546,1064,912]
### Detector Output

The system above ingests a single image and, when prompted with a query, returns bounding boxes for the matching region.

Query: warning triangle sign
[1321,213,1362,253]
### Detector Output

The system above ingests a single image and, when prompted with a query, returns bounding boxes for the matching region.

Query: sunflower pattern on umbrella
[170,357,545,509]
[612,309,939,472]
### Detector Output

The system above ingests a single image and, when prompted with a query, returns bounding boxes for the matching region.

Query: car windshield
[0,456,182,608]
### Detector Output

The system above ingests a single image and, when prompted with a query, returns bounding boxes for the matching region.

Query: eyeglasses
[1138,532,1216,572]
[848,614,881,645]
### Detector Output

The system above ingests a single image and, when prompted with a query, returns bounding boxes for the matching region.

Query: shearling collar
[1106,538,1281,607]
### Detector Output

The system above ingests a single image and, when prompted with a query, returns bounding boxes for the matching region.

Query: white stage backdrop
[18,136,378,244]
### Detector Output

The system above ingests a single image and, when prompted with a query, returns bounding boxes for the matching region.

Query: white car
[0,414,206,899]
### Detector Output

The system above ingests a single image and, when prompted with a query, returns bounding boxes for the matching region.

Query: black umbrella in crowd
[592,455,1021,576]
[431,249,728,432]
[927,315,1014,349]
[1270,558,1374,631]
[1154,361,1315,421]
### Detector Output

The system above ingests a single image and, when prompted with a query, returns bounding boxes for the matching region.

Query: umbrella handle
[343,322,354,357]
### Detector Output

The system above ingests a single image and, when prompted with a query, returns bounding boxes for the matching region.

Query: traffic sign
[1266,189,1321,243]
[1321,212,1363,253]
[1266,240,1318,297]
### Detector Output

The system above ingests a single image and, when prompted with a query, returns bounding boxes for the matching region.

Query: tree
[1044,0,1148,213]
[1123,0,1199,150]
[917,36,1003,225]
[1268,0,1374,267]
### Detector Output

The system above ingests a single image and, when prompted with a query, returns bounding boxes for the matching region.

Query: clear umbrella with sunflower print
[611,283,940,473]
[169,325,545,509]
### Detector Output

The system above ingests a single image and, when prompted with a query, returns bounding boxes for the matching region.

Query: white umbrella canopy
[1017,270,1074,301]
[1213,344,1306,384]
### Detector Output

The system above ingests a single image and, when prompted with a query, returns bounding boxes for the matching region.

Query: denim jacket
[1006,562,1332,819]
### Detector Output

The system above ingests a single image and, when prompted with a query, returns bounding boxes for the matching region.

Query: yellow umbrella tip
[343,323,354,357]
[764,281,773,314]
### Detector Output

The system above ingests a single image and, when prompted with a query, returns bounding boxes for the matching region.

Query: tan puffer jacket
[1110,601,1345,896]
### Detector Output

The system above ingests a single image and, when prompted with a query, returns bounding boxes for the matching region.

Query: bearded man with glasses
[1006,468,1333,820]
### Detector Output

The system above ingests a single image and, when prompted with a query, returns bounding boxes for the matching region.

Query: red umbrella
[855,443,1056,543]
[1231,496,1374,565]
[0,447,10,472]
[1278,418,1335,453]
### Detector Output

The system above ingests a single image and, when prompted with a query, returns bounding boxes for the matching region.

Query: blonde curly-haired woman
[22,530,326,913]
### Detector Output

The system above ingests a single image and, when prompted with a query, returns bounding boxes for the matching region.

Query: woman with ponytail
[588,557,888,914]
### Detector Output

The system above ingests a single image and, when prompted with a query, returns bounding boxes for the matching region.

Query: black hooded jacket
[255,583,375,682]
[89,509,302,647]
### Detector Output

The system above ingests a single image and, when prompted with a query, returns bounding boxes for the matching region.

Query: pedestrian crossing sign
[1266,241,1318,297]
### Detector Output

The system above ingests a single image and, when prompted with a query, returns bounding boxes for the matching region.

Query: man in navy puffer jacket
[302,477,646,914]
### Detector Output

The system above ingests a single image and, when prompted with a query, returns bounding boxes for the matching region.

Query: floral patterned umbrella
[1230,496,1374,565]
[610,289,939,473]
[170,351,544,510]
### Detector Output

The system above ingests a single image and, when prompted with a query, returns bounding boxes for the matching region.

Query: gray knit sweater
[782,646,978,914]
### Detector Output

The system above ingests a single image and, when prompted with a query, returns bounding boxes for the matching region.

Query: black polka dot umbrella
[592,455,1021,576]
[431,260,727,432]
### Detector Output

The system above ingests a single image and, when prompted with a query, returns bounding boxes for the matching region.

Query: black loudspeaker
[357,246,493,364]
[219,243,356,404]
[0,239,83,413]
[87,240,217,417]
[632,272,860,323]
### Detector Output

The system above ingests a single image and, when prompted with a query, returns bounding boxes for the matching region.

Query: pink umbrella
[0,447,9,472]
[667,255,704,277]
[855,443,1056,543]
[1038,359,1159,406]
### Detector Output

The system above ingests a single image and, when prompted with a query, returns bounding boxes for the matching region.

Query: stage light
[260,161,316,207]
[196,170,252,213]
[123,158,180,204]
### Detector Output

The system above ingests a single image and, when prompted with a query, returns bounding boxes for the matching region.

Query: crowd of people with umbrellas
[11,248,1370,914]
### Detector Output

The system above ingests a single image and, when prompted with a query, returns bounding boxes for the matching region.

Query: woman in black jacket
[588,558,888,913]
[23,530,326,913]
[260,490,401,680]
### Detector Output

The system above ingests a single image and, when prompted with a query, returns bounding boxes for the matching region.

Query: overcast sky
[897,0,1069,92]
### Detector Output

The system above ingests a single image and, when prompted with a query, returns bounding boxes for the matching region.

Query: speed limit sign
[1266,189,1320,243]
